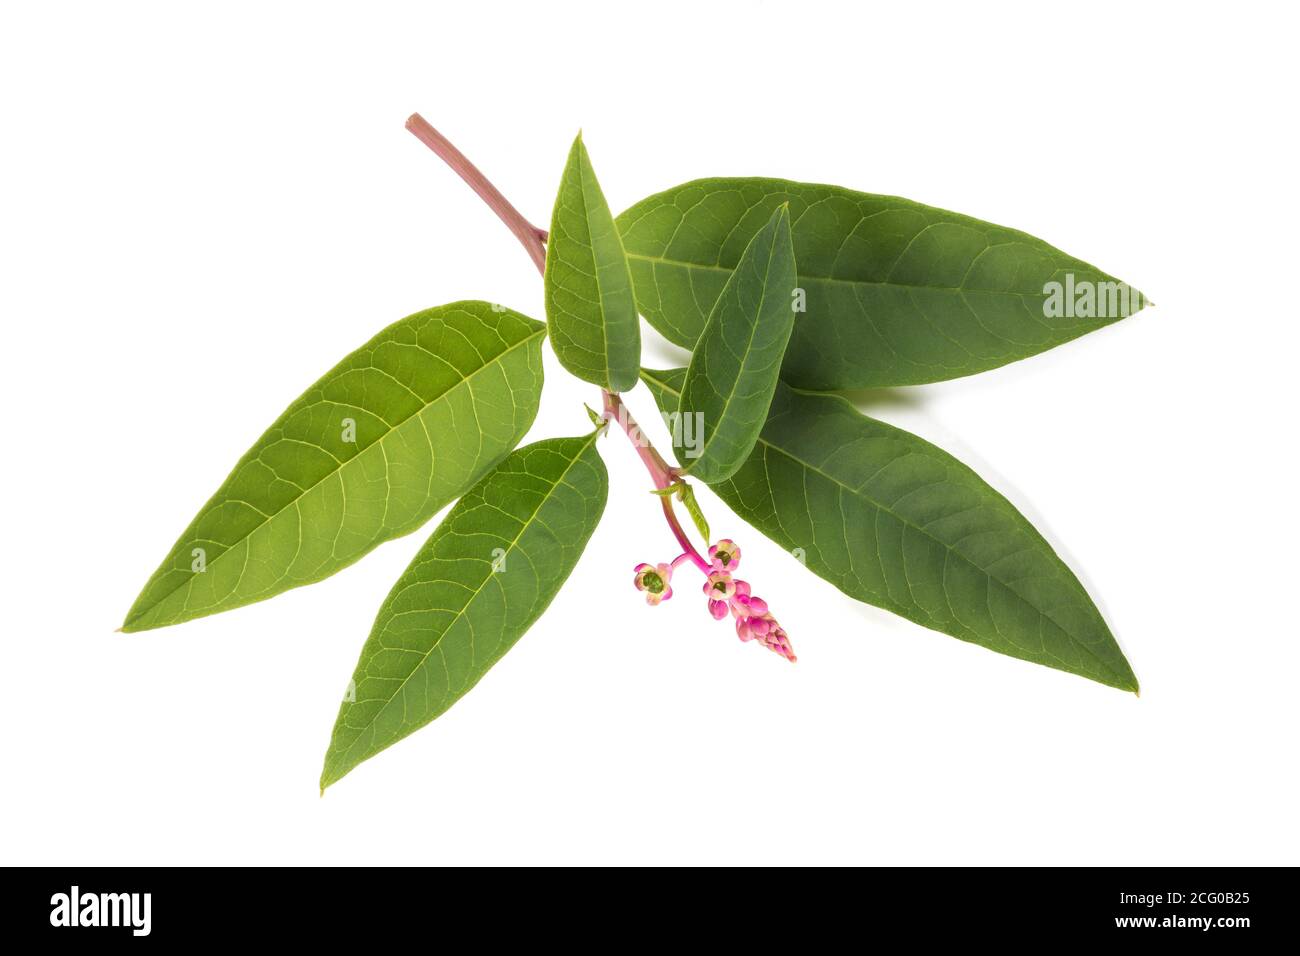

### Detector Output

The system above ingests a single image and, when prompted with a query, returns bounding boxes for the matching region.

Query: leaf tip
[1119,663,1140,696]
[1114,671,1140,696]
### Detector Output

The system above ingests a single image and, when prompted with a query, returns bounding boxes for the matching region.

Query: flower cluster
[633,538,795,662]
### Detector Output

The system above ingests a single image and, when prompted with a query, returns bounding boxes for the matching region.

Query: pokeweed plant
[122,114,1150,790]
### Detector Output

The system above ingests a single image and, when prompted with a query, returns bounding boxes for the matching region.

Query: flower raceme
[634,538,796,663]
[730,580,796,662]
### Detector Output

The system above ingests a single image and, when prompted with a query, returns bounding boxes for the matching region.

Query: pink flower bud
[762,625,797,663]
[735,617,756,642]
[730,590,768,619]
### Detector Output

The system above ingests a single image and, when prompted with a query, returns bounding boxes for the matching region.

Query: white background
[2,1,1296,866]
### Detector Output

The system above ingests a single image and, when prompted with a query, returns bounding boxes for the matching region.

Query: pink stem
[406,114,711,573]
[405,114,548,274]
[601,390,674,489]
[662,498,711,573]
[601,391,710,573]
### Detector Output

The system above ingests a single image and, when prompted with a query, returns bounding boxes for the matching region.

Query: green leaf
[676,205,797,483]
[642,368,1137,691]
[122,301,545,632]
[544,133,641,391]
[320,432,608,789]
[677,482,711,544]
[618,179,1148,389]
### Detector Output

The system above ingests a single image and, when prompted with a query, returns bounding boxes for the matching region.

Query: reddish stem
[406,114,710,573]
[662,498,711,573]
[602,392,710,573]
[405,113,548,274]
[601,390,675,489]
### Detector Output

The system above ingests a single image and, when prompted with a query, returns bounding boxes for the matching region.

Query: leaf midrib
[625,252,1052,297]
[332,431,599,767]
[575,151,615,383]
[128,327,544,626]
